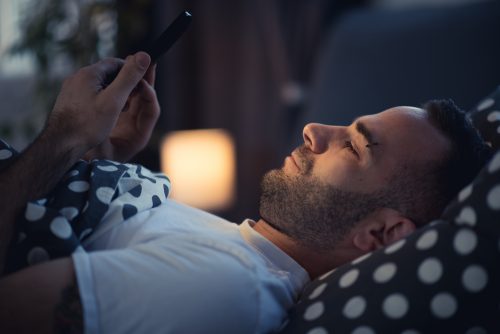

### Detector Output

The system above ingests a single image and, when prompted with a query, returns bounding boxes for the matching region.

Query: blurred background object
[161,128,235,211]
[0,0,120,147]
[0,0,498,223]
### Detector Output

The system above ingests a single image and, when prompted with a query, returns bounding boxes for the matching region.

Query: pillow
[468,85,500,150]
[442,153,500,244]
[278,151,500,334]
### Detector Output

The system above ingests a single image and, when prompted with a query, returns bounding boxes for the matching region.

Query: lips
[290,152,301,171]
[291,147,313,175]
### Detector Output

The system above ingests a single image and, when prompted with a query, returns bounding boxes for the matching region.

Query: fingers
[104,52,151,107]
[87,58,125,85]
[134,79,160,133]
[144,63,157,86]
[138,78,158,103]
[93,58,125,76]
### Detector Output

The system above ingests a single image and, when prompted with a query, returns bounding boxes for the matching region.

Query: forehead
[359,106,450,174]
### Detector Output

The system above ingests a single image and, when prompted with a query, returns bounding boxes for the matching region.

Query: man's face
[259,106,451,250]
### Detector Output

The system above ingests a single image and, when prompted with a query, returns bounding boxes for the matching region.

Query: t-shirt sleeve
[72,236,260,334]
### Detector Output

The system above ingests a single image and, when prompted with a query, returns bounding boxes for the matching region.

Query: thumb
[105,52,151,106]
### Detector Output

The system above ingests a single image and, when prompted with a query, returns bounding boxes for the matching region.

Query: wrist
[38,125,89,162]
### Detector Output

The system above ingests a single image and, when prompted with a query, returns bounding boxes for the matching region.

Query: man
[0,53,492,334]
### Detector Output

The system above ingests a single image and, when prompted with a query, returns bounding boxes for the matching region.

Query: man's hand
[83,63,160,162]
[48,52,152,154]
[0,53,151,274]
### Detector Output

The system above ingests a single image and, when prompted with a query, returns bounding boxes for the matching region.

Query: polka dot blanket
[1,140,170,274]
[278,88,500,334]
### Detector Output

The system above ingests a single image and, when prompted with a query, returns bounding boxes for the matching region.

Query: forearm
[0,257,81,334]
[0,129,87,273]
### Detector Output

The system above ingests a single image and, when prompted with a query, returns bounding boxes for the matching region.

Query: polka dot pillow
[469,85,500,149]
[278,151,500,334]
[442,152,500,249]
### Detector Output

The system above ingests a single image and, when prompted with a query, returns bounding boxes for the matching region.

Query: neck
[252,219,347,279]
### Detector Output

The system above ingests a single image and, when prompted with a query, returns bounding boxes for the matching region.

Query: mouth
[289,152,301,171]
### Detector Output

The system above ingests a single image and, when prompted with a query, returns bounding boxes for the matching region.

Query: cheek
[313,157,365,188]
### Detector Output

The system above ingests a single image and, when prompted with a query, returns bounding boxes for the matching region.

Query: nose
[303,123,337,154]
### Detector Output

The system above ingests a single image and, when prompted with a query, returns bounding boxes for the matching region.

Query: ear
[352,208,416,252]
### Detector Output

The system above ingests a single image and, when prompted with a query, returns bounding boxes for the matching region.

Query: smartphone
[103,11,191,89]
[143,10,192,62]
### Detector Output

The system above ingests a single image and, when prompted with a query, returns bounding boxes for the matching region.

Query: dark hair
[386,99,493,226]
[426,99,493,197]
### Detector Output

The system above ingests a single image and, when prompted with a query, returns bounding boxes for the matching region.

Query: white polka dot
[104,159,120,166]
[27,247,50,265]
[430,293,457,318]
[497,125,500,134]
[385,239,406,254]
[304,301,324,321]
[319,268,336,280]
[97,165,119,172]
[418,258,443,284]
[351,326,375,334]
[462,265,488,293]
[383,293,409,319]
[309,283,328,299]
[68,181,90,192]
[454,229,477,255]
[351,252,371,264]
[477,97,495,111]
[458,184,473,202]
[59,207,79,221]
[37,198,47,205]
[465,326,487,334]
[489,153,500,173]
[429,219,447,227]
[24,203,46,221]
[487,110,500,122]
[343,296,366,319]
[65,170,79,179]
[96,186,115,204]
[401,330,420,334]
[307,327,329,334]
[50,217,72,239]
[416,229,438,250]
[0,149,13,160]
[373,262,397,283]
[339,268,360,288]
[79,228,93,241]
[454,206,476,226]
[487,185,500,210]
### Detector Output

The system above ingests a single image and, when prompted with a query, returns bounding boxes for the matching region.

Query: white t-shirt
[72,199,309,334]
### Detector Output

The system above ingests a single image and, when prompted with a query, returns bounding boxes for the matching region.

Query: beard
[259,146,388,252]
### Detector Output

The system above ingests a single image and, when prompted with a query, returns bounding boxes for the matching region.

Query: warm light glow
[161,129,236,211]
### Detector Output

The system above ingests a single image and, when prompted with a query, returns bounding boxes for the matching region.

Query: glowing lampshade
[161,129,236,211]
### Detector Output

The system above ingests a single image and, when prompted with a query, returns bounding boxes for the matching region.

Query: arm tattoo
[53,283,83,334]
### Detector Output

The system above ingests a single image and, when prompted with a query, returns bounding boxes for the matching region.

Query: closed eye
[344,140,359,157]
